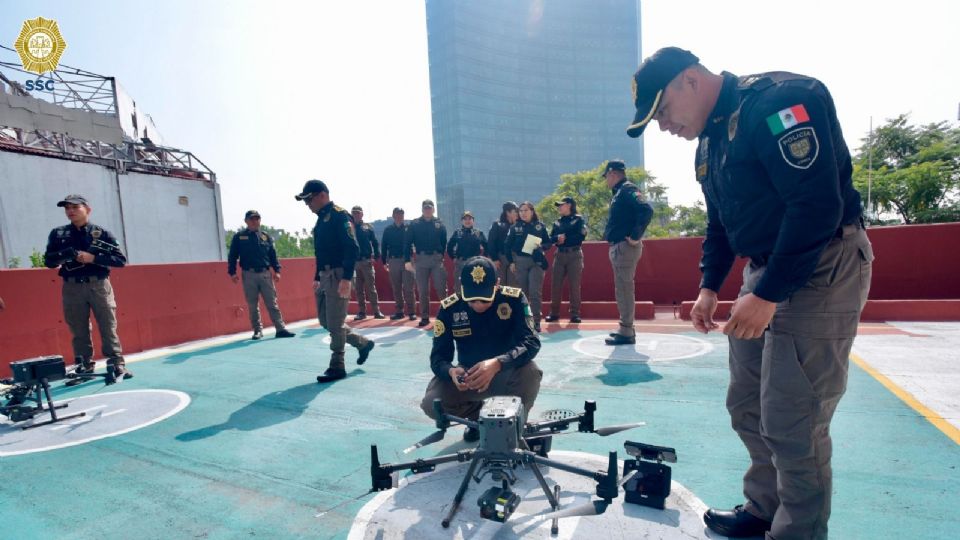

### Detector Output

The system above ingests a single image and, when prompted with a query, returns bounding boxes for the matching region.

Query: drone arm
[380,448,475,475]
[443,413,479,430]
[528,453,608,483]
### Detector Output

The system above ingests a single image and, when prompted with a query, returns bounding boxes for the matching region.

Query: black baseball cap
[460,256,498,302]
[502,201,518,211]
[57,194,88,207]
[351,205,363,213]
[626,47,700,138]
[554,196,575,207]
[462,210,474,219]
[602,160,626,176]
[392,207,404,214]
[422,199,435,208]
[245,210,261,219]
[294,179,329,201]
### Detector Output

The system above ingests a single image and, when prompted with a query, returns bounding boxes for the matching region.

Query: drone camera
[477,485,520,523]
[624,441,677,464]
[622,441,677,510]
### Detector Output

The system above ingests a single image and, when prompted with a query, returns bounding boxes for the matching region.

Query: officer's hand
[509,263,516,274]
[449,367,468,391]
[691,288,720,334]
[313,280,321,292]
[405,262,414,273]
[75,250,95,264]
[494,260,501,270]
[337,279,351,299]
[0,296,5,311]
[557,233,566,245]
[625,237,640,247]
[231,275,240,284]
[273,273,281,283]
[465,359,501,393]
[724,293,776,340]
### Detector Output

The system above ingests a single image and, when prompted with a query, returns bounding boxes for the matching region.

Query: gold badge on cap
[471,265,486,284]
[14,17,68,75]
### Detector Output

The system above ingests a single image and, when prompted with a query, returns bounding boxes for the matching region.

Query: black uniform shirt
[380,222,407,263]
[447,226,487,260]
[312,201,359,281]
[696,72,862,302]
[429,287,541,380]
[227,228,281,275]
[487,220,511,260]
[604,179,654,243]
[505,220,552,263]
[550,214,588,248]
[44,222,126,278]
[404,217,447,261]
[355,221,380,260]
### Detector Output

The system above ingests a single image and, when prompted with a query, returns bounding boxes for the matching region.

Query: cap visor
[460,285,496,303]
[626,90,662,138]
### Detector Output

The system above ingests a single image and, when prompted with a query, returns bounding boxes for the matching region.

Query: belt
[417,250,439,255]
[751,221,865,267]
[64,275,107,283]
[243,267,269,273]
[557,246,582,253]
[318,265,341,271]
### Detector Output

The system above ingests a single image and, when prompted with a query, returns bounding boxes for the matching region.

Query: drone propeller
[524,421,645,440]
[402,429,446,454]
[540,500,609,520]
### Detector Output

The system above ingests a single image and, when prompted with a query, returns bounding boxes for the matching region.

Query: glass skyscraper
[425,0,643,228]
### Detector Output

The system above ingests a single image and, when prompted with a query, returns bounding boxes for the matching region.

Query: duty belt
[243,267,269,273]
[750,221,865,267]
[64,275,107,283]
[417,250,439,255]
[557,246,582,253]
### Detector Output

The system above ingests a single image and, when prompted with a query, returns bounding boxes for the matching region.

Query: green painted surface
[1,327,957,539]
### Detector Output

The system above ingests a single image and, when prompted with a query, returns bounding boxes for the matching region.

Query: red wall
[1,223,957,375]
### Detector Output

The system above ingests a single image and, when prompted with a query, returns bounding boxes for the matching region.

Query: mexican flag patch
[766,104,810,135]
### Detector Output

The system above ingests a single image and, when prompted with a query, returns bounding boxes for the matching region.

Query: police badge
[778,127,819,169]
[497,303,512,320]
[728,109,740,141]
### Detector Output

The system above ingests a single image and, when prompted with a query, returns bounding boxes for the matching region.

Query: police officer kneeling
[419,256,542,442]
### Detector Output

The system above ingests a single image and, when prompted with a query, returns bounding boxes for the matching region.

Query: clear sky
[3,1,958,232]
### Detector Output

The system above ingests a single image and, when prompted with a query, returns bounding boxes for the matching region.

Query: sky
[3,1,958,233]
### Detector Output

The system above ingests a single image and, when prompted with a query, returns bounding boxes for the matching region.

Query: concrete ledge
[349,301,657,320]
[679,299,960,322]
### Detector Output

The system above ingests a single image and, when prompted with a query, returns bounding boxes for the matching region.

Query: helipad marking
[572,333,714,363]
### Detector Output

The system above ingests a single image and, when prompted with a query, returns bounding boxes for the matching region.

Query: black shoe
[570,316,582,323]
[390,312,405,320]
[534,323,542,333]
[275,329,296,338]
[252,330,263,340]
[74,362,95,375]
[317,368,347,383]
[354,312,367,321]
[373,312,386,320]
[703,505,772,538]
[544,314,559,322]
[105,364,133,385]
[463,427,480,442]
[408,314,417,321]
[605,334,636,346]
[357,341,375,365]
[417,318,430,327]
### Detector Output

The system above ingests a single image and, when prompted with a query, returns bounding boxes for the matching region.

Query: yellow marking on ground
[851,352,960,446]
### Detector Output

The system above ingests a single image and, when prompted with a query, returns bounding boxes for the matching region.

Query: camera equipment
[370,397,649,533]
[47,247,78,267]
[60,238,123,271]
[1,355,86,429]
[621,441,678,510]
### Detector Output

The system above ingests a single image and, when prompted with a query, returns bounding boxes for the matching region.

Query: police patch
[778,127,819,169]
[346,222,356,239]
[91,229,102,239]
[728,109,740,141]
[260,233,268,241]
[434,320,446,337]
[497,302,512,320]
[435,222,441,229]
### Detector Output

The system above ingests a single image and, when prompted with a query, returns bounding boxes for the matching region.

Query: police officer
[381,207,417,320]
[545,196,587,324]
[227,210,296,340]
[43,194,131,384]
[447,210,487,295]
[295,180,375,383]
[627,47,873,540]
[602,160,654,346]
[419,256,542,441]
[487,201,519,287]
[350,205,385,320]
[404,199,448,327]
[505,201,552,332]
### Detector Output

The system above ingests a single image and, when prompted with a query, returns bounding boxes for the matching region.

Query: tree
[853,114,960,224]
[224,226,314,258]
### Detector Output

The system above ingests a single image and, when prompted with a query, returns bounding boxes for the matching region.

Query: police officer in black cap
[487,201,520,286]
[447,210,488,295]
[404,199,448,327]
[628,47,873,539]
[296,180,375,383]
[350,205,385,320]
[420,256,542,442]
[545,196,587,323]
[381,207,417,320]
[603,160,654,345]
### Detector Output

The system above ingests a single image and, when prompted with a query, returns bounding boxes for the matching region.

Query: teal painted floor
[1,325,957,539]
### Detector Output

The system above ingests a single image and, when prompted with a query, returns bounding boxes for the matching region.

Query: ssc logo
[778,127,819,170]
[14,17,67,75]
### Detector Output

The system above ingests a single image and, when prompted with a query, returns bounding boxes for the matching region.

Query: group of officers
[38,45,872,540]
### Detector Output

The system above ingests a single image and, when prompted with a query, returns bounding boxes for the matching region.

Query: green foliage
[7,256,21,268]
[29,248,45,268]
[535,162,707,239]
[853,114,960,224]
[225,225,314,258]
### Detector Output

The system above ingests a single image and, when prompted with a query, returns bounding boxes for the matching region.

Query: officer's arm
[95,229,126,267]
[403,223,414,262]
[630,195,654,241]
[339,213,360,281]
[227,234,239,275]
[487,223,500,259]
[699,189,736,293]
[538,224,552,251]
[380,230,389,264]
[446,233,457,258]
[549,221,560,243]
[429,308,456,379]
[570,216,588,244]
[43,229,63,268]
[268,236,281,273]
[504,228,516,264]
[749,90,843,302]
[478,231,488,255]
[439,224,448,253]
[370,229,380,261]
[495,293,541,368]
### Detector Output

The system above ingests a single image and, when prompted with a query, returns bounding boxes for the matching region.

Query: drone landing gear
[1,377,85,430]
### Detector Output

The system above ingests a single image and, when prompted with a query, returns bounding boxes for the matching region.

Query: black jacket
[487,220,512,260]
[549,214,587,248]
[312,202,359,280]
[505,220,551,263]
[404,217,447,262]
[44,222,126,279]
[227,228,281,275]
[355,221,380,260]
[447,226,487,260]
[380,222,408,263]
[603,179,653,243]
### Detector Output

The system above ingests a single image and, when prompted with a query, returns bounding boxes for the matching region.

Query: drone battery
[623,459,672,509]
[10,356,66,384]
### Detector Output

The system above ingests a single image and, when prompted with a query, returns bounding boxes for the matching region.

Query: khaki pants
[550,248,584,318]
[420,361,543,421]
[387,257,416,315]
[727,227,872,540]
[514,256,545,324]
[415,253,447,319]
[62,277,123,366]
[315,267,370,370]
[608,240,643,337]
[353,258,381,314]
[497,255,517,287]
[242,270,286,332]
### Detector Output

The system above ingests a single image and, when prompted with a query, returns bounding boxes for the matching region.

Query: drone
[369,396,677,534]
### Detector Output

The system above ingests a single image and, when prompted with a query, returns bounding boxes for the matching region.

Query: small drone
[369,396,677,534]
